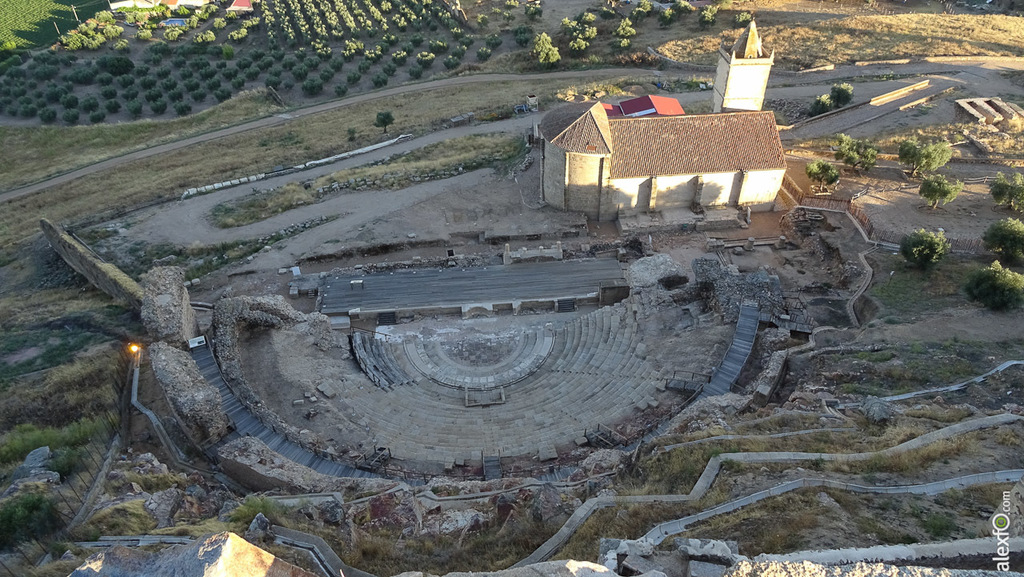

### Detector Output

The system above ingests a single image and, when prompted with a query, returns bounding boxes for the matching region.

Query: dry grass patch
[686,489,826,555]
[0,89,284,192]
[210,134,525,228]
[659,14,1024,69]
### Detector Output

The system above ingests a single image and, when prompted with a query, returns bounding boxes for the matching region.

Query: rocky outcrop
[145,488,183,529]
[40,218,143,310]
[141,267,198,347]
[149,342,230,446]
[724,561,1022,577]
[394,560,636,577]
[69,531,318,577]
[1011,473,1024,537]
[627,254,685,289]
[215,436,400,495]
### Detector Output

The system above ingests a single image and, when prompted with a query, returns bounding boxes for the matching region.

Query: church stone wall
[609,175,699,215]
[541,140,566,209]
[565,152,606,220]
[738,169,785,211]
[700,172,741,207]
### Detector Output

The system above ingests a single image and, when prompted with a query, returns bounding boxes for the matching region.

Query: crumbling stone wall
[149,342,230,446]
[141,267,198,347]
[217,436,399,494]
[212,296,338,456]
[40,218,143,310]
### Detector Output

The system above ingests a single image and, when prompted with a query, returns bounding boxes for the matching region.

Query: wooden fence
[787,179,987,255]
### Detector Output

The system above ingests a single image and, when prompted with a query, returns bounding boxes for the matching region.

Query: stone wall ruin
[40,218,143,310]
[141,266,199,347]
[149,341,230,447]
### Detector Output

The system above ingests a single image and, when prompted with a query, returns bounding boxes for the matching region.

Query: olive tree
[919,174,963,209]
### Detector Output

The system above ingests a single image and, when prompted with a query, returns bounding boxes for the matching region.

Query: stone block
[316,383,338,399]
[293,399,305,406]
[538,444,558,461]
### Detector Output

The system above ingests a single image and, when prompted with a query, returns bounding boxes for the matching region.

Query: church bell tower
[712,21,774,113]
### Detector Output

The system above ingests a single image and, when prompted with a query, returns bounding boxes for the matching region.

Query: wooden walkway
[191,345,377,479]
[702,304,759,398]
[320,258,626,316]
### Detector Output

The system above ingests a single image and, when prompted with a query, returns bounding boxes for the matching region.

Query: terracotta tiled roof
[606,111,785,179]
[618,95,685,117]
[539,102,613,155]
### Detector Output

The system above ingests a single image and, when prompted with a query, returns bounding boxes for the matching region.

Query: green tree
[965,261,1024,310]
[805,160,839,191]
[830,83,854,107]
[990,172,1024,212]
[374,110,394,133]
[983,218,1024,262]
[898,138,953,177]
[833,134,878,172]
[532,33,560,67]
[900,229,950,269]
[919,174,963,209]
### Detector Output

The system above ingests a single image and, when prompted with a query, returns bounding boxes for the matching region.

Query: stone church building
[537,22,786,222]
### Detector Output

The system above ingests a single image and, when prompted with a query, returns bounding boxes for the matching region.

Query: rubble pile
[149,342,230,445]
[691,259,784,322]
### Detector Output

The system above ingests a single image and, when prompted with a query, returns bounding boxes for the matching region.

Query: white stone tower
[712,21,774,113]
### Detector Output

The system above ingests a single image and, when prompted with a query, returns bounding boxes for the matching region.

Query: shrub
[214,87,232,101]
[60,93,78,109]
[443,55,461,69]
[990,172,1024,212]
[63,108,79,124]
[190,89,207,102]
[97,54,134,75]
[809,94,832,116]
[381,62,397,77]
[830,83,854,107]
[416,51,435,67]
[174,101,192,116]
[136,28,152,40]
[80,96,99,112]
[734,11,753,27]
[334,83,348,97]
[408,64,423,79]
[150,99,167,114]
[371,73,388,87]
[264,75,282,89]
[900,229,950,269]
[302,77,324,95]
[358,60,371,73]
[123,87,139,101]
[477,47,491,61]
[0,493,61,548]
[347,71,362,84]
[18,103,37,117]
[699,5,717,28]
[118,74,135,88]
[126,99,143,117]
[614,18,636,39]
[167,88,184,102]
[104,99,121,113]
[38,107,57,123]
[222,45,235,60]
[429,39,449,54]
[89,110,106,123]
[983,218,1024,262]
[485,34,503,49]
[965,261,1024,310]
